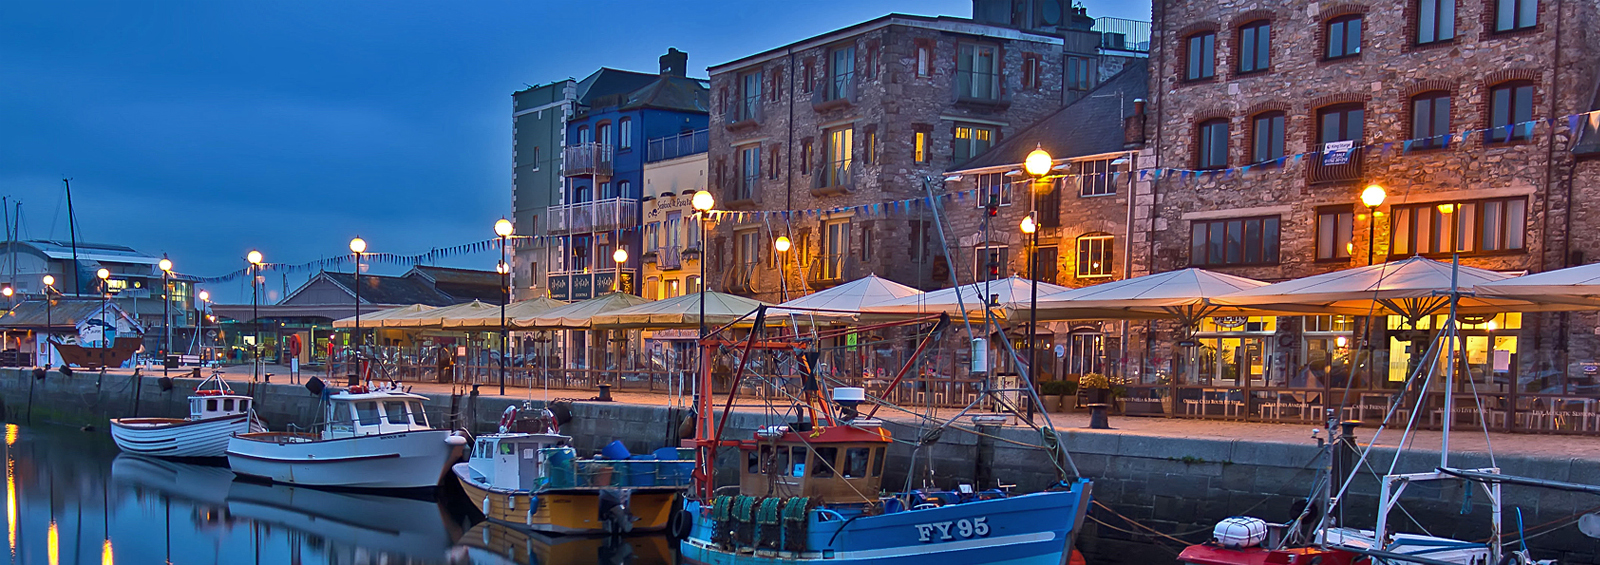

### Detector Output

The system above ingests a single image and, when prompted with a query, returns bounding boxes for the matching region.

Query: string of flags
[1139,110,1600,182]
[191,238,523,284]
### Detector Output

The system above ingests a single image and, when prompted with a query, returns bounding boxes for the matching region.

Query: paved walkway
[134,363,1600,463]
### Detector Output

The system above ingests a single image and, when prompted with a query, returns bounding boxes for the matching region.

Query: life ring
[540,408,559,434]
[499,405,518,433]
[287,334,303,357]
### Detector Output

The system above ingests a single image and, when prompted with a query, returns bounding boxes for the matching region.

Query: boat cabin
[323,389,433,439]
[188,391,253,421]
[739,424,891,503]
[468,433,571,491]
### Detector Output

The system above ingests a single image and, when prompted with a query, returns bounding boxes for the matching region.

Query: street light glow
[1020,215,1037,234]
[691,190,714,212]
[2,287,12,298]
[349,237,367,254]
[158,258,172,272]
[612,248,628,264]
[198,290,210,302]
[494,218,514,237]
[774,236,792,252]
[41,275,53,287]
[1361,184,1386,208]
[247,250,263,264]
[1024,145,1053,177]
[96,268,110,280]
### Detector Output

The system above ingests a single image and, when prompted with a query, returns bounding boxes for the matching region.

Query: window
[577,126,591,144]
[1036,245,1059,283]
[1316,207,1354,260]
[1251,112,1285,163]
[1076,234,1114,278]
[1494,0,1537,32]
[800,138,813,174]
[768,145,780,179]
[1190,216,1281,266]
[975,245,1010,280]
[1185,32,1216,81]
[864,42,878,80]
[618,118,632,149]
[665,212,682,249]
[222,398,234,411]
[738,146,760,200]
[1038,178,1061,227]
[1066,331,1104,375]
[913,131,928,163]
[667,278,681,297]
[599,181,613,199]
[957,43,1001,100]
[645,276,660,300]
[1488,81,1535,142]
[735,230,761,269]
[384,402,408,425]
[1066,56,1091,91]
[769,69,782,102]
[597,122,612,148]
[801,60,814,93]
[1022,54,1041,90]
[811,447,837,478]
[975,173,1013,207]
[916,44,931,77]
[872,447,886,476]
[1411,91,1452,149]
[822,220,850,280]
[823,127,853,187]
[844,447,870,478]
[354,401,380,425]
[1077,158,1116,196]
[645,222,660,252]
[910,220,934,263]
[739,71,763,121]
[864,129,878,165]
[407,401,427,426]
[617,180,631,199]
[1238,21,1271,73]
[829,45,855,101]
[1391,197,1526,255]
[1318,104,1365,146]
[1197,118,1229,169]
[954,124,996,165]
[861,222,875,261]
[1326,15,1363,59]
[1417,0,1456,44]
[686,275,701,294]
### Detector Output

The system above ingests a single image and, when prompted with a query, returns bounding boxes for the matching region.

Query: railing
[658,247,683,270]
[728,261,759,294]
[955,71,1006,106]
[645,129,709,163]
[539,449,694,489]
[1093,17,1151,53]
[813,71,855,109]
[1307,145,1364,184]
[545,197,639,236]
[726,95,761,129]
[812,160,855,193]
[563,143,614,178]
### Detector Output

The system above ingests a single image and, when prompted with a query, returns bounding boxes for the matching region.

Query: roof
[576,68,659,105]
[621,74,710,113]
[953,59,1149,172]
[2,239,161,265]
[319,272,458,306]
[0,299,141,331]
[709,13,1063,74]
[406,265,502,288]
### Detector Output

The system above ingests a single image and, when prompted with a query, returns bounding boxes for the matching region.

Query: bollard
[1086,403,1111,429]
[597,384,614,402]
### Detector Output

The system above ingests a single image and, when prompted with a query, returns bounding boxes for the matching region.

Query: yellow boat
[452,432,692,535]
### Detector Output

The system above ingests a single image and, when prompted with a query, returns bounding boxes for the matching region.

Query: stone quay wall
[1,369,1596,563]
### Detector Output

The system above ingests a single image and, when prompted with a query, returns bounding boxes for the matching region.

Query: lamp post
[774,236,792,300]
[197,290,210,363]
[159,256,172,376]
[1022,145,1053,424]
[1359,184,1386,394]
[247,250,263,382]
[495,218,513,395]
[691,190,714,401]
[612,247,628,292]
[349,237,366,386]
[42,275,55,367]
[96,268,110,371]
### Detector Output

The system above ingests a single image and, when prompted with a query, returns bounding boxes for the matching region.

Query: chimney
[1123,99,1147,148]
[660,48,688,77]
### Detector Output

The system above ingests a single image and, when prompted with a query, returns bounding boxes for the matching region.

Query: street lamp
[692,190,714,400]
[612,247,628,292]
[1022,144,1053,424]
[42,274,55,367]
[349,237,366,385]
[247,250,263,382]
[1361,184,1387,266]
[197,290,210,364]
[159,256,173,376]
[495,218,513,395]
[774,236,792,300]
[96,268,110,371]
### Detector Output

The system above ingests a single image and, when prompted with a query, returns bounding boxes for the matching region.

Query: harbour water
[0,423,678,565]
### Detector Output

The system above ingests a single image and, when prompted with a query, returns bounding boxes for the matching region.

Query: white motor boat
[110,375,265,458]
[226,383,467,491]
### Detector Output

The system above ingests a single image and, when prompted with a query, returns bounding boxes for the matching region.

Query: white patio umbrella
[332,304,436,328]
[384,300,500,328]
[442,297,568,330]
[771,275,923,319]
[1213,256,1534,322]
[864,275,1073,318]
[1014,268,1268,324]
[518,292,653,329]
[590,291,774,329]
[1476,262,1600,308]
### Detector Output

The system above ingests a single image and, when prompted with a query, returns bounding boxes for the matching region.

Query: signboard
[572,274,594,300]
[1321,140,1354,166]
[593,272,615,296]
[1054,344,1065,358]
[548,275,571,301]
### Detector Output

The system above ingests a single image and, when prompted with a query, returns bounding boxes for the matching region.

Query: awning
[864,276,1073,318]
[442,297,568,330]
[332,304,437,328]
[1476,262,1600,308]
[518,292,653,329]
[590,291,774,329]
[1212,256,1542,321]
[1013,268,1267,324]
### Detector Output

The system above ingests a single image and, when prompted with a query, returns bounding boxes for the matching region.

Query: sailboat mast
[63,179,80,297]
[1441,255,1460,469]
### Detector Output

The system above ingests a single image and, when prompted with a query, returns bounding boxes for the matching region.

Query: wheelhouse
[738,424,891,503]
[188,392,252,421]
[467,433,571,491]
[324,392,432,439]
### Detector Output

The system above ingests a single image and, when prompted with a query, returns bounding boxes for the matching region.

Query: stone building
[703,11,1141,303]
[639,129,709,301]
[1143,0,1600,390]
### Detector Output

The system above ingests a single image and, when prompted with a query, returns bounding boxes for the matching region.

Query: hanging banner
[1321,140,1354,166]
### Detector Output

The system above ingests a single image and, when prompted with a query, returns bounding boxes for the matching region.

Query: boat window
[775,446,792,477]
[407,401,427,426]
[811,447,837,478]
[747,449,761,473]
[223,399,235,411]
[500,442,514,455]
[872,447,886,477]
[190,399,201,414]
[354,401,380,425]
[239,400,249,412]
[206,399,218,412]
[384,402,407,425]
[844,448,870,478]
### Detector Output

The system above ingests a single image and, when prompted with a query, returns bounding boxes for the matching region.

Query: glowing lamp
[349,237,367,254]
[774,236,792,252]
[494,218,514,237]
[1361,184,1386,208]
[1024,145,1053,177]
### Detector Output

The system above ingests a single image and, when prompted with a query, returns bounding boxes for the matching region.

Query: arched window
[1185,31,1216,80]
[1250,111,1285,163]
[1410,91,1452,149]
[1487,81,1535,142]
[1197,118,1229,169]
[618,118,632,149]
[596,122,613,148]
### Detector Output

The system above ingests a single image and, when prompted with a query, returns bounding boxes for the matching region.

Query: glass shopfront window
[1184,316,1276,386]
[1385,312,1520,389]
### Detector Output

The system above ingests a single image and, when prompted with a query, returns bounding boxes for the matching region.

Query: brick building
[702,12,1141,303]
[1143,0,1600,393]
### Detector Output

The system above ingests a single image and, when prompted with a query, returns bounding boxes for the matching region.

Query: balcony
[725,97,761,132]
[658,247,683,271]
[732,174,759,204]
[545,197,640,236]
[1307,144,1364,185]
[954,71,1010,111]
[811,160,856,196]
[1093,17,1151,53]
[563,143,613,179]
[726,261,759,295]
[807,254,850,289]
[812,72,856,112]
[645,129,709,163]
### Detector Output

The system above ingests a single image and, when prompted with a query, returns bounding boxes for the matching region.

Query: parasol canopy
[864,275,1073,317]
[1475,262,1600,308]
[382,300,500,328]
[442,297,568,330]
[590,291,774,328]
[771,275,923,319]
[332,304,437,328]
[1212,256,1534,322]
[518,292,653,329]
[1015,268,1267,324]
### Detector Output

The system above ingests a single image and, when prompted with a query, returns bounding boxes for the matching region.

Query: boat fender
[446,432,468,446]
[669,507,693,540]
[499,405,518,434]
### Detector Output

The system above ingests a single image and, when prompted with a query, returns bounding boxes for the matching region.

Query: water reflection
[0,424,680,565]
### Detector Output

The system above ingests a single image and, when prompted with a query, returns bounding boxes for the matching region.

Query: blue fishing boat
[677,307,1092,565]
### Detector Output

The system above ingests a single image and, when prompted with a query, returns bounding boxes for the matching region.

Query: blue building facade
[547,49,709,300]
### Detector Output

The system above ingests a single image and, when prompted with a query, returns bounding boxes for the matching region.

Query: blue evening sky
[0,0,1150,303]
